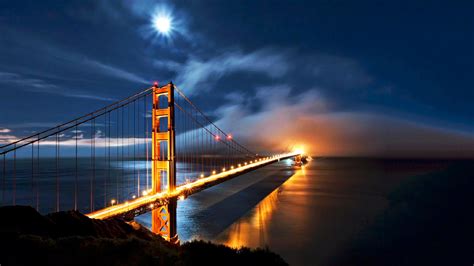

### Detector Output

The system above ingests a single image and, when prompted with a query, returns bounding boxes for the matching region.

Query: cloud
[154,47,376,102]
[0,134,18,145]
[0,128,11,133]
[156,49,289,94]
[0,27,149,86]
[0,71,115,101]
[213,85,474,158]
[81,59,149,84]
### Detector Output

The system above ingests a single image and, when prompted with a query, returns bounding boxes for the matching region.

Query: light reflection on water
[136,159,298,241]
[136,158,448,265]
[215,166,306,248]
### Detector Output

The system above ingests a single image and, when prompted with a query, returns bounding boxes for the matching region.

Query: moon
[152,14,172,35]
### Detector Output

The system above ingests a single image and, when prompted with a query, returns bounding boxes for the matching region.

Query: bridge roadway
[86,152,300,220]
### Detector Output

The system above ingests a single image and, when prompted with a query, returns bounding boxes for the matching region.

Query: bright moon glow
[153,15,171,34]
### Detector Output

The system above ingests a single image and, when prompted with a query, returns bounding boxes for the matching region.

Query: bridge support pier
[151,198,178,243]
[152,82,177,241]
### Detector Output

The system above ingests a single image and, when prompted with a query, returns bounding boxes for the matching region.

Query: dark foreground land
[332,160,474,265]
[0,206,287,266]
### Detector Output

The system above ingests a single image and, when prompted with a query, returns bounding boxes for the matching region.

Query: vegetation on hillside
[0,206,287,266]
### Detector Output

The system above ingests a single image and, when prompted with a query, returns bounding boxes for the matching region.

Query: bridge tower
[151,82,178,242]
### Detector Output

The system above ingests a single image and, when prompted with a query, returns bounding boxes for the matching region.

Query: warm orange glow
[292,145,305,155]
[110,199,116,205]
[86,152,299,220]
[212,170,216,174]
[216,163,307,249]
[200,173,204,178]
[178,195,185,201]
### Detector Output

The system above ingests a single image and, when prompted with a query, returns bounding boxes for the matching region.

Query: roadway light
[200,173,204,178]
[212,170,216,175]
[222,168,226,172]
[110,199,116,205]
[231,166,234,169]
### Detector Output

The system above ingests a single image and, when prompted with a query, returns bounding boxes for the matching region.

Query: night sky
[0,0,473,157]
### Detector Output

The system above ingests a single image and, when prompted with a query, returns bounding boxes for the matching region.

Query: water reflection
[216,165,306,248]
[136,160,297,241]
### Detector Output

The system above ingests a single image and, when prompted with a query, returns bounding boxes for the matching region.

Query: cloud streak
[213,85,474,158]
[0,71,115,101]
[156,48,289,94]
[0,27,149,86]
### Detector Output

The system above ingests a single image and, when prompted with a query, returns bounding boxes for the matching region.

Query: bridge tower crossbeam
[151,82,177,242]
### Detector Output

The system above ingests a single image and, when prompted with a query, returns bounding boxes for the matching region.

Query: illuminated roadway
[86,152,301,220]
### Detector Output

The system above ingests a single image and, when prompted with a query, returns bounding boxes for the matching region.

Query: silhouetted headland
[0,206,287,266]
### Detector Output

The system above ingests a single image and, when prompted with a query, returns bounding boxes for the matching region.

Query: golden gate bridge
[0,82,302,242]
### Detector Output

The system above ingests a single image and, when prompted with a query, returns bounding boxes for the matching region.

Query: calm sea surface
[137,158,450,265]
[2,157,451,265]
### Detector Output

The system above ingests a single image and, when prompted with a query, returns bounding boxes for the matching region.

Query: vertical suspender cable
[121,107,124,202]
[133,100,137,196]
[13,147,16,205]
[75,123,78,211]
[36,136,40,211]
[137,100,140,195]
[104,112,108,207]
[116,108,119,202]
[2,154,5,206]
[104,114,107,207]
[31,143,34,206]
[56,131,59,212]
[91,119,95,212]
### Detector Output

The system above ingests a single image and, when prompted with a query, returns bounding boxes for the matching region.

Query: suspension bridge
[0,82,302,242]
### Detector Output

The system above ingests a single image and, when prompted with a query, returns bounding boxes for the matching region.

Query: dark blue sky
[0,0,473,157]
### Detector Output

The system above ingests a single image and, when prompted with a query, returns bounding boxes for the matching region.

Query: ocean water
[137,158,452,265]
[2,156,455,265]
[0,157,210,214]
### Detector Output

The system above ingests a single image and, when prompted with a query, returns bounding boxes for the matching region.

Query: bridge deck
[86,152,299,220]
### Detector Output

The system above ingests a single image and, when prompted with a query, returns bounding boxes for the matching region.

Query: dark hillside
[0,206,287,266]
